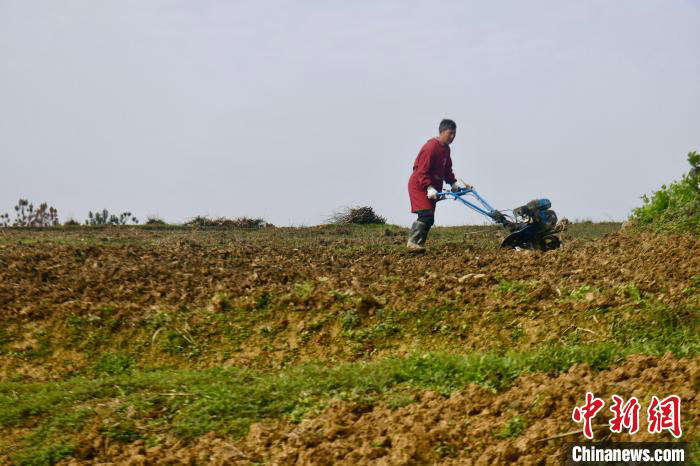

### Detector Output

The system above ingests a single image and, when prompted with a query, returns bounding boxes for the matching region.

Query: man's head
[438,119,456,145]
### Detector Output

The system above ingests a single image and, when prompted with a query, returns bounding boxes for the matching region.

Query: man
[406,119,471,251]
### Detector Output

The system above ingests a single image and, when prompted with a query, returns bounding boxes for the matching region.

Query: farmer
[407,119,471,251]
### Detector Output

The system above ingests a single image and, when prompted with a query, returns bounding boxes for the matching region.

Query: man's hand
[451,179,472,192]
[427,186,439,200]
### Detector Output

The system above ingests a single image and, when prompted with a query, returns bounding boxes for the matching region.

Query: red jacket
[407,138,457,212]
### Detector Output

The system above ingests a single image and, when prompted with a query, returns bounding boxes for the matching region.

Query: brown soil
[54,354,697,465]
[1,227,697,465]
[1,229,698,380]
[2,230,697,322]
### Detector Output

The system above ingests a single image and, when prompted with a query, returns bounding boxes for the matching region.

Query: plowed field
[0,224,697,464]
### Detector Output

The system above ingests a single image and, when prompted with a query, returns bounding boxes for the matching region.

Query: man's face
[440,129,456,145]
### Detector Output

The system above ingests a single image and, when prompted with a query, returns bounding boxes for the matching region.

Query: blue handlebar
[437,189,508,224]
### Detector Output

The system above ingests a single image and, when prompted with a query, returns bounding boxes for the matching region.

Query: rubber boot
[406,221,429,252]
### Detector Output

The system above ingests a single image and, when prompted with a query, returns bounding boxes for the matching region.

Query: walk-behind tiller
[437,188,567,251]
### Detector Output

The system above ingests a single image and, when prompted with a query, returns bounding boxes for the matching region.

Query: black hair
[439,119,456,133]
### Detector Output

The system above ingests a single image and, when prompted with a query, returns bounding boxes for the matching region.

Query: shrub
[184,216,273,228]
[85,209,139,226]
[145,216,167,225]
[328,206,386,225]
[63,218,81,226]
[0,199,60,227]
[631,151,699,232]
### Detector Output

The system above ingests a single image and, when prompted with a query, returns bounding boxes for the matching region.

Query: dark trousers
[416,210,434,228]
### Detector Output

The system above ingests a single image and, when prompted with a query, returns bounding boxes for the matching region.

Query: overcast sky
[1,0,699,226]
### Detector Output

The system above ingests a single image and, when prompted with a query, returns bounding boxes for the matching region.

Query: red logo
[572,393,682,439]
[572,392,606,439]
[648,395,682,438]
[609,395,641,434]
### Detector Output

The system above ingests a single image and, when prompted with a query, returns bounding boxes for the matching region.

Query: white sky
[1,0,699,226]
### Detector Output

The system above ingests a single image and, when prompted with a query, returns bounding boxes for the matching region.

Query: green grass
[91,352,134,376]
[496,278,536,294]
[12,442,75,466]
[495,415,526,439]
[2,315,698,461]
[569,284,595,300]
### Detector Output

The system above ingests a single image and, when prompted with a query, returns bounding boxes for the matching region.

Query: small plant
[100,421,143,443]
[569,285,594,300]
[85,209,139,225]
[162,328,198,357]
[510,327,525,341]
[209,293,232,312]
[496,279,533,294]
[682,275,700,296]
[92,353,133,376]
[342,310,360,330]
[293,281,314,299]
[434,440,459,459]
[621,283,643,303]
[255,292,272,310]
[327,206,386,225]
[495,415,526,439]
